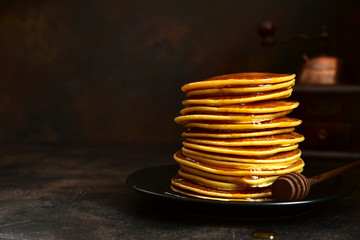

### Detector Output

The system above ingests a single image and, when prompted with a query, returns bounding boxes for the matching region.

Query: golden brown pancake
[182,88,293,106]
[177,166,302,189]
[185,132,304,147]
[180,152,298,170]
[178,167,280,188]
[185,79,295,97]
[183,117,302,131]
[178,169,274,190]
[180,100,299,115]
[181,147,302,164]
[174,110,292,124]
[171,176,273,201]
[181,127,295,138]
[182,73,295,92]
[182,155,296,170]
[181,142,299,156]
[174,151,304,175]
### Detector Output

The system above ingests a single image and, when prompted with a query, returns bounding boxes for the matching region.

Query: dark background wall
[0,0,359,145]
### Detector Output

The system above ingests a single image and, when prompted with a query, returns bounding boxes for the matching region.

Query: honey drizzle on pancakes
[171,72,304,201]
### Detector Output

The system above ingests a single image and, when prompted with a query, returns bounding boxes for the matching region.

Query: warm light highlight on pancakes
[171,72,304,201]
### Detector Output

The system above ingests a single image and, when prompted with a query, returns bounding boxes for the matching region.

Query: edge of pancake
[182,73,296,92]
[171,175,272,199]
[182,141,299,156]
[185,132,305,147]
[170,185,272,201]
[180,101,299,115]
[185,79,295,97]
[178,169,271,190]
[181,151,299,169]
[174,151,305,176]
[175,110,292,124]
[179,165,288,187]
[184,117,302,131]
[181,148,302,163]
[182,127,295,138]
[182,89,293,106]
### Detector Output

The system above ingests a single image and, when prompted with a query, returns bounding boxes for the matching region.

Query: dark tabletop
[0,143,359,240]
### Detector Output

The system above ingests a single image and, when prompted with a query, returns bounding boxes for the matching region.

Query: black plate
[126,164,356,218]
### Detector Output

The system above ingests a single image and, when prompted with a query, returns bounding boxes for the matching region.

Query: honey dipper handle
[308,160,360,185]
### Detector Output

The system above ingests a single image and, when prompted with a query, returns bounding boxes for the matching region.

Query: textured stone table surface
[0,144,359,240]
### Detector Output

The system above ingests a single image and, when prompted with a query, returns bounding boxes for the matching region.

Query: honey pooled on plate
[171,72,304,201]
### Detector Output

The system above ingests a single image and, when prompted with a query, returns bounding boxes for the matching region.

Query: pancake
[182,88,293,107]
[185,79,295,97]
[178,166,302,189]
[181,151,298,170]
[178,167,280,187]
[174,151,304,176]
[171,176,272,200]
[181,127,295,138]
[174,110,292,124]
[185,132,304,147]
[181,142,299,156]
[181,148,302,164]
[177,168,276,189]
[182,73,295,92]
[184,117,302,131]
[180,100,299,115]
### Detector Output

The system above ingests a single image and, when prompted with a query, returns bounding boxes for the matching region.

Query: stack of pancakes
[171,72,304,201]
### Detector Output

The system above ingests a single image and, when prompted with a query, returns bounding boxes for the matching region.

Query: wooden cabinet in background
[290,85,360,158]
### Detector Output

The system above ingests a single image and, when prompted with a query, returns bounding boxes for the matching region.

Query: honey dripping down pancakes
[171,72,304,202]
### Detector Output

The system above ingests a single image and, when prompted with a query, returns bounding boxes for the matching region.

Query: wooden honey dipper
[271,160,360,201]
